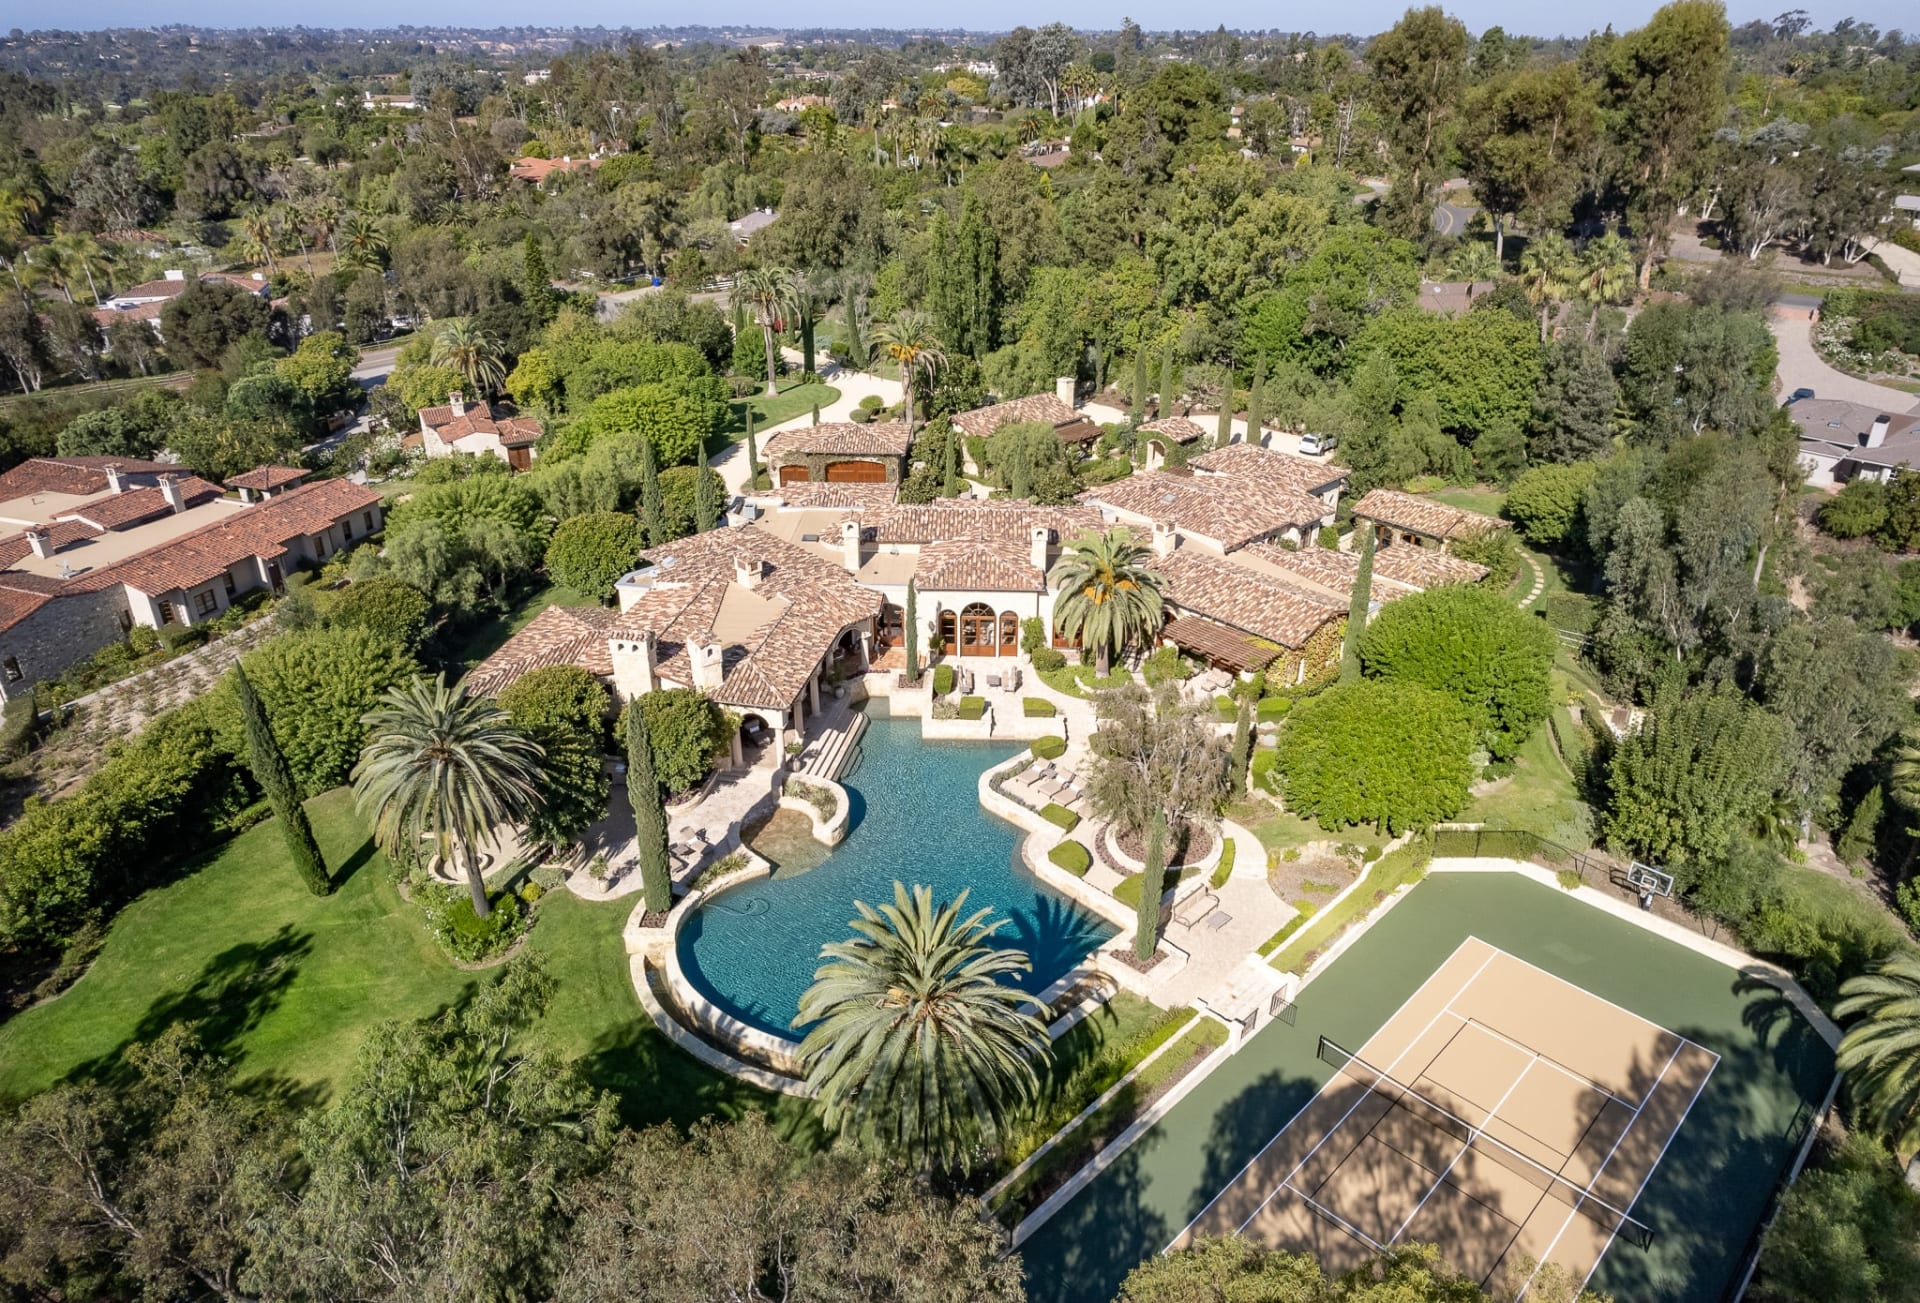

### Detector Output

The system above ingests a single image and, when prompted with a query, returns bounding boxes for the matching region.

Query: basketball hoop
[1626,861,1674,911]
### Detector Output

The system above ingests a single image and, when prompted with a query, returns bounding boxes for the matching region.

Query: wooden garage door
[825,459,887,483]
[778,464,811,485]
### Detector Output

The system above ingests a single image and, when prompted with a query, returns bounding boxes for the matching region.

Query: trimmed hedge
[1042,803,1081,832]
[1031,735,1067,760]
[1210,837,1237,889]
[1256,696,1293,723]
[1023,697,1057,718]
[957,695,986,720]
[1256,908,1314,957]
[1269,836,1433,973]
[1049,840,1092,875]
[933,663,955,695]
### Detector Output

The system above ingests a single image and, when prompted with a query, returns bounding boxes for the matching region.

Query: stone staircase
[799,709,868,781]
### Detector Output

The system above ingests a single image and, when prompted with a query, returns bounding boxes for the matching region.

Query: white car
[1298,432,1338,456]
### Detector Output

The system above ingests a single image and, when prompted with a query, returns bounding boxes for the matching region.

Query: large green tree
[1367,7,1471,237]
[497,666,612,851]
[214,627,415,795]
[795,883,1051,1174]
[544,511,645,601]
[1273,679,1476,833]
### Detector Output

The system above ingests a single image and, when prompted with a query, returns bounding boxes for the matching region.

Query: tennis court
[1173,936,1718,1299]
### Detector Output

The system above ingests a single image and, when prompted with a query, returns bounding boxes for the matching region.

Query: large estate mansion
[0,457,383,701]
[470,434,1500,759]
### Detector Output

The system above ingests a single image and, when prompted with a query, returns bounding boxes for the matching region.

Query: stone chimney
[610,633,657,698]
[104,464,127,494]
[449,391,466,418]
[158,474,186,513]
[690,640,724,692]
[841,519,862,572]
[24,528,52,560]
[163,269,186,282]
[1031,526,1050,575]
[1055,375,1077,408]
[1152,519,1177,557]
[1867,415,1892,448]
[614,567,655,612]
[735,556,768,589]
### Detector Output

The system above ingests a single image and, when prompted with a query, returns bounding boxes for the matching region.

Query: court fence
[1429,827,1727,940]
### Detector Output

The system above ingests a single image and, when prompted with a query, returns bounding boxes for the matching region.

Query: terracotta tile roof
[93,301,165,327]
[98,479,382,596]
[763,421,911,458]
[1371,546,1489,587]
[757,482,900,509]
[0,457,179,500]
[850,499,1105,546]
[417,399,544,448]
[950,393,1080,438]
[613,526,883,711]
[1148,547,1344,648]
[1083,470,1331,551]
[1188,443,1348,496]
[1139,416,1209,445]
[56,478,222,532]
[1237,539,1486,597]
[0,519,105,567]
[1161,615,1282,673]
[227,465,311,492]
[0,584,56,635]
[1350,489,1507,542]
[464,604,619,698]
[916,538,1044,592]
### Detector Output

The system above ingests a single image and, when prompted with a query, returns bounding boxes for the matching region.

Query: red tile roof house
[405,392,544,471]
[91,269,272,333]
[0,460,382,701]
[1349,488,1509,554]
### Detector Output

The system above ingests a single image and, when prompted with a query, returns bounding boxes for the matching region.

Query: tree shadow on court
[1019,1126,1173,1303]
[1190,1067,1323,1225]
[1731,968,1837,1077]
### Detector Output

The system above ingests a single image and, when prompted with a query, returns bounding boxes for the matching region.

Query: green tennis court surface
[1019,872,1833,1303]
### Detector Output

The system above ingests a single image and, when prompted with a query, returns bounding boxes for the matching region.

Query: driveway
[1768,309,1920,415]
[712,353,905,499]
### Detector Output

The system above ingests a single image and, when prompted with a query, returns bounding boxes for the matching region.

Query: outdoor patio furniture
[1005,665,1022,691]
[1205,911,1232,931]
[986,674,1002,689]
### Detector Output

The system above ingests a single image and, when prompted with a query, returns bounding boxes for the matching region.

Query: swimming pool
[676,713,1117,1039]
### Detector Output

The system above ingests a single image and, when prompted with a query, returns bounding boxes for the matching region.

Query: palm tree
[1836,954,1920,1160]
[239,205,278,274]
[1519,232,1579,343]
[338,213,388,271]
[431,319,507,397]
[1575,232,1637,334]
[48,229,109,305]
[730,265,798,397]
[1444,240,1502,289]
[352,675,543,920]
[869,308,946,431]
[1048,528,1165,676]
[795,882,1051,1174]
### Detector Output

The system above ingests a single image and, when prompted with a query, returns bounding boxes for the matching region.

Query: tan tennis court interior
[1174,936,1719,1300]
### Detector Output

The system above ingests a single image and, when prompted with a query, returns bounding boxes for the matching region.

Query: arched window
[938,610,958,655]
[998,611,1019,655]
[959,602,995,654]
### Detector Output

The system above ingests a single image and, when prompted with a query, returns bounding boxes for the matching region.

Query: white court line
[1571,1050,1718,1303]
[1223,946,1501,1242]
[1512,1038,1683,1303]
[1472,941,1724,1070]
[1450,1014,1637,1110]
[1386,1053,1536,1244]
[1279,1180,1388,1253]
[1167,937,1496,1249]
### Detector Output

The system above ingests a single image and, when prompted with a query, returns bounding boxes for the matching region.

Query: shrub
[159,624,207,653]
[858,394,883,412]
[1031,734,1067,760]
[1023,697,1057,718]
[498,666,613,849]
[617,688,734,797]
[932,664,956,695]
[1210,837,1237,889]
[1042,803,1080,832]
[326,575,434,652]
[1256,697,1292,723]
[1250,748,1281,794]
[543,511,645,601]
[1821,478,1890,540]
[1141,644,1192,687]
[1031,646,1067,672]
[1048,840,1092,876]
[425,887,527,963]
[957,696,986,720]
[1540,591,1599,635]
[1504,461,1599,547]
[1317,525,1340,549]
[0,695,37,763]
[1274,680,1475,833]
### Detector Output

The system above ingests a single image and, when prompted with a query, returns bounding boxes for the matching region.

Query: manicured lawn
[0,790,804,1136]
[1459,712,1595,850]
[719,379,841,445]
[436,580,601,676]
[1038,663,1135,698]
[1424,484,1507,518]
[1225,798,1389,866]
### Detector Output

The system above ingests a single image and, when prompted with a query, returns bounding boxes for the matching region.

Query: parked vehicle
[1786,388,1816,405]
[1299,431,1339,455]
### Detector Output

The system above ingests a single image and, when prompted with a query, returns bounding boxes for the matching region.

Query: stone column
[808,670,821,714]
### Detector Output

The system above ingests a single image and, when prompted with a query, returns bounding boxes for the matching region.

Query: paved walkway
[1769,309,1920,414]
[1512,550,1545,608]
[712,353,906,499]
[562,762,781,901]
[1864,238,1920,289]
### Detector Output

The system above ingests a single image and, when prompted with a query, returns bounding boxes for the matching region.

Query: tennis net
[1317,1035,1657,1250]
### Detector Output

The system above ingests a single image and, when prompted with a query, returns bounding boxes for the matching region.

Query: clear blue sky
[27,1,1915,39]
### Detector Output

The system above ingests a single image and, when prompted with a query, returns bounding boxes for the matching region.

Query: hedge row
[1031,735,1067,760]
[1042,803,1080,832]
[1023,697,1057,718]
[1048,841,1092,876]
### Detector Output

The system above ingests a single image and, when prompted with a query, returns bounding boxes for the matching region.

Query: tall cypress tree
[1341,523,1375,682]
[1131,351,1147,422]
[1246,353,1267,446]
[955,192,999,356]
[1216,388,1232,449]
[639,436,666,545]
[522,233,558,324]
[1160,350,1178,418]
[811,400,820,426]
[1009,441,1031,500]
[1134,811,1166,962]
[744,409,762,490]
[695,443,716,532]
[1229,696,1253,796]
[942,435,960,497]
[232,663,329,896]
[628,703,673,914]
[843,293,864,369]
[904,580,920,683]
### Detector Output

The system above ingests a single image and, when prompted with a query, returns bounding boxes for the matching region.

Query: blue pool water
[677,713,1117,1038]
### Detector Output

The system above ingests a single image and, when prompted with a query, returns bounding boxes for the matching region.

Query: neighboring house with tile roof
[1138,417,1209,468]
[225,465,311,501]
[1187,443,1349,508]
[1349,488,1507,552]
[91,270,272,332]
[407,392,543,471]
[1788,398,1920,488]
[1147,541,1345,683]
[1081,467,1335,552]
[762,421,911,486]
[507,155,604,186]
[949,391,1102,447]
[0,475,383,701]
